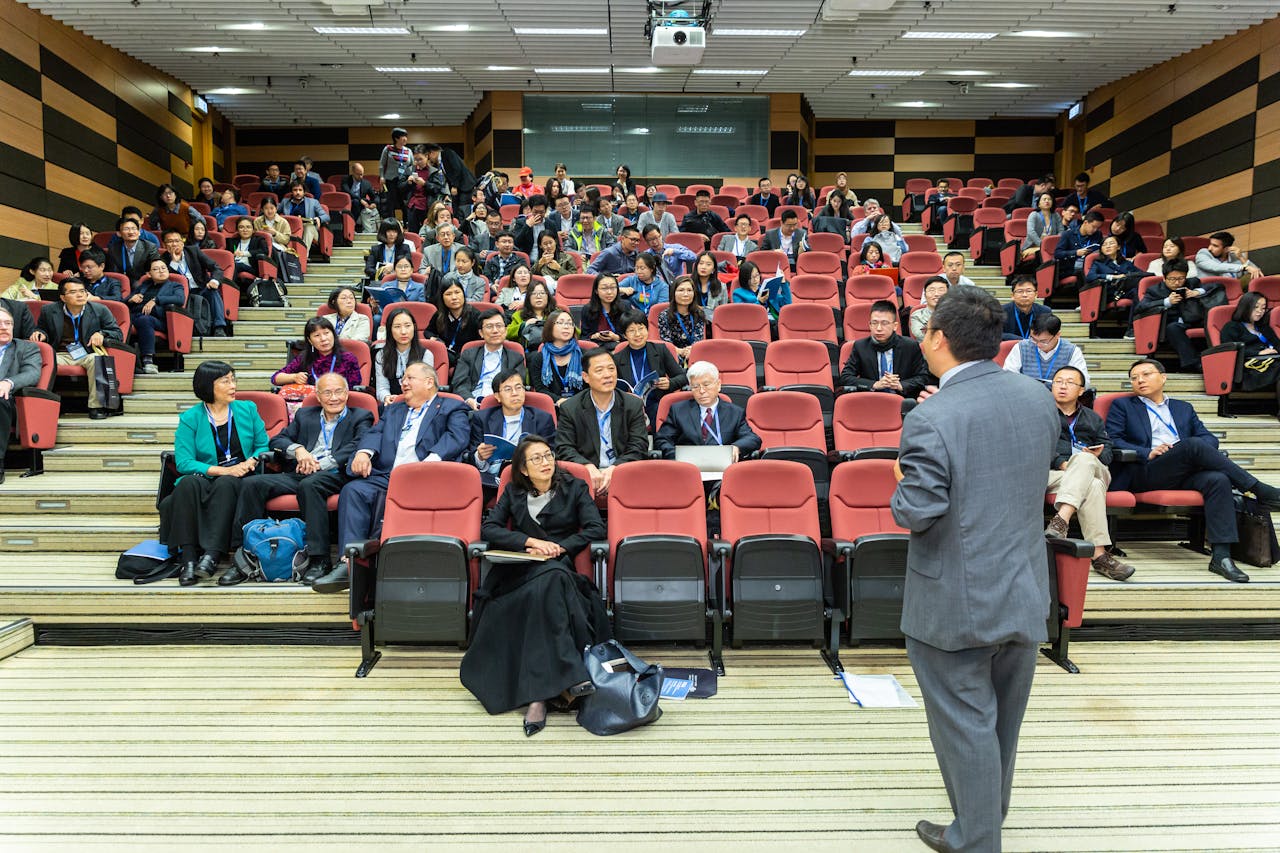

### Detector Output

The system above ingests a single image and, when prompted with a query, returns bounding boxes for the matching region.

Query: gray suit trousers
[906,637,1039,853]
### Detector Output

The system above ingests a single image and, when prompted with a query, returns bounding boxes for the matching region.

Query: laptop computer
[674,445,735,479]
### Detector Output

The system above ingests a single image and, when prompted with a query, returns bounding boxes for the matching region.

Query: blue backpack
[237,518,308,582]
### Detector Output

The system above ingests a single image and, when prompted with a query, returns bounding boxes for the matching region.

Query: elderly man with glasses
[1043,365,1136,581]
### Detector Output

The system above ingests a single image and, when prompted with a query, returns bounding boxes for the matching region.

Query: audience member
[468,368,556,488]
[1106,359,1280,582]
[832,171,859,206]
[612,163,639,202]
[161,361,270,586]
[0,306,42,482]
[326,287,371,343]
[658,276,707,362]
[4,257,46,301]
[1135,258,1221,371]
[1004,174,1054,215]
[225,371,375,586]
[432,280,481,366]
[1054,210,1105,280]
[680,191,730,243]
[418,202,455,246]
[365,219,411,282]
[940,251,976,289]
[150,183,204,235]
[187,219,217,252]
[690,251,729,318]
[191,177,220,209]
[850,199,902,238]
[637,192,678,237]
[618,192,644,226]
[440,246,487,303]
[272,316,362,391]
[373,307,432,406]
[1196,230,1264,281]
[512,194,550,258]
[1003,275,1054,340]
[1087,234,1144,331]
[1108,212,1145,259]
[482,230,522,283]
[117,207,160,247]
[654,360,760,461]
[587,225,640,276]
[252,197,292,251]
[532,231,581,282]
[1220,292,1280,412]
[640,224,696,283]
[453,309,526,409]
[513,166,539,199]
[1060,171,1108,213]
[1043,365,1136,580]
[70,248,120,303]
[341,161,380,234]
[1148,237,1199,280]
[1021,192,1063,265]
[717,214,760,261]
[580,273,626,347]
[421,223,462,278]
[618,252,668,312]
[553,162,575,198]
[554,347,648,495]
[507,280,556,350]
[106,217,161,286]
[210,187,248,228]
[566,204,613,257]
[420,141,477,212]
[279,180,329,255]
[527,310,585,403]
[57,222,96,274]
[924,178,957,228]
[851,241,891,276]
[760,210,809,270]
[259,163,288,199]
[747,178,780,216]
[868,214,909,264]
[1002,312,1090,387]
[160,229,228,337]
[783,175,816,209]
[319,361,469,593]
[289,159,322,199]
[544,195,576,238]
[35,275,122,414]
[613,311,686,422]
[495,264,534,313]
[911,277,950,342]
[839,299,931,396]
[128,258,186,374]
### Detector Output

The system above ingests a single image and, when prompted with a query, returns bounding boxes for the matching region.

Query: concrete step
[0,514,158,552]
[0,473,156,514]
[42,444,164,474]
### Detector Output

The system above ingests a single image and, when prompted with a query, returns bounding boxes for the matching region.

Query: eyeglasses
[317,388,346,398]
[1051,379,1082,388]
[868,319,895,328]
[526,451,556,464]
[62,288,88,296]
[688,381,718,391]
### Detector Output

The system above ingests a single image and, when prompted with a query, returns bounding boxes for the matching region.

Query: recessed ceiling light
[205,87,261,95]
[313,26,410,35]
[677,125,736,134]
[485,65,520,71]
[631,128,650,135]
[223,22,268,31]
[980,82,1035,88]
[549,125,610,133]
[379,113,401,119]
[434,23,471,32]
[902,31,997,39]
[180,46,244,53]
[534,67,610,74]
[1009,30,1091,38]
[618,66,666,73]
[892,101,939,108]
[942,70,991,76]
[715,28,807,37]
[514,27,607,35]
[691,69,768,75]
[374,66,452,73]
[847,69,924,77]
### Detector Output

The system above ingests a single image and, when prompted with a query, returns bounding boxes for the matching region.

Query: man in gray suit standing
[891,286,1059,852]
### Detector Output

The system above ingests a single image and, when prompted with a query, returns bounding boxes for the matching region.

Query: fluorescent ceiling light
[206,87,262,95]
[677,125,736,134]
[514,27,607,35]
[375,66,452,73]
[1009,30,1091,38]
[550,125,610,133]
[618,66,666,73]
[691,69,768,75]
[534,67,610,74]
[980,82,1035,88]
[379,113,401,119]
[434,23,470,32]
[180,46,244,53]
[715,28,806,36]
[677,104,710,113]
[580,103,614,110]
[941,69,991,76]
[314,26,409,35]
[902,31,997,39]
[847,69,923,77]
[630,127,650,135]
[223,22,268,30]
[485,65,520,71]
[892,101,939,108]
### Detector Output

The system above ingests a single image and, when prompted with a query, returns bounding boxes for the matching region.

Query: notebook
[674,444,735,473]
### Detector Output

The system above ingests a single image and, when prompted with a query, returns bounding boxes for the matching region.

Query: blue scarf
[541,341,583,392]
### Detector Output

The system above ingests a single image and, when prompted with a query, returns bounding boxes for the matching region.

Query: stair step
[41,445,164,474]
[0,514,159,552]
[0,473,156,514]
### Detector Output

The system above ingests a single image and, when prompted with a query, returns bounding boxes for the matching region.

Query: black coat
[229,234,272,267]
[37,300,123,346]
[654,399,760,458]
[612,342,687,396]
[0,297,37,341]
[554,389,648,467]
[1051,405,1114,470]
[269,405,374,474]
[481,472,603,560]
[838,334,932,398]
[165,246,224,288]
[451,344,527,402]
[106,239,161,284]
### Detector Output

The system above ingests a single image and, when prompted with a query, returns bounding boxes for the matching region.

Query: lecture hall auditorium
[1,0,1279,849]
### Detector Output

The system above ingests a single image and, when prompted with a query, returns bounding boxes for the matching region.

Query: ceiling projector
[651,25,706,64]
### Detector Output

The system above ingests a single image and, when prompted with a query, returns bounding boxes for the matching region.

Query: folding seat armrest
[708,539,731,611]
[1113,448,1141,463]
[346,538,382,560]
[1200,341,1243,358]
[831,538,855,560]
[647,449,663,459]
[851,448,899,462]
[589,540,609,597]
[13,386,59,402]
[838,385,862,395]
[1046,536,1093,559]
[761,384,777,392]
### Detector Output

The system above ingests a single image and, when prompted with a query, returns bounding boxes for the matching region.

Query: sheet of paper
[660,677,693,701]
[840,673,918,708]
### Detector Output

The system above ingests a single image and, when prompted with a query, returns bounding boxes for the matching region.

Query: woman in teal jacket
[160,360,270,586]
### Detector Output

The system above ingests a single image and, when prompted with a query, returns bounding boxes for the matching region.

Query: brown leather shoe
[1091,551,1136,581]
[915,820,953,852]
[1043,514,1069,539]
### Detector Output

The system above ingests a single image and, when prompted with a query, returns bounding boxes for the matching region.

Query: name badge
[604,446,617,464]
[66,343,88,360]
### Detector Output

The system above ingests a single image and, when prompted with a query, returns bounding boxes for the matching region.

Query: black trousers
[231,469,346,555]
[1130,437,1259,544]
[159,473,247,554]
[0,397,15,461]
[1163,320,1204,369]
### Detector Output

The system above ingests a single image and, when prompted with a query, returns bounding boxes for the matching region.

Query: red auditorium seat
[552,274,594,307]
[902,178,932,222]
[831,393,903,461]
[688,338,756,408]
[745,390,830,512]
[320,191,355,247]
[9,341,60,476]
[348,462,485,676]
[796,251,842,280]
[846,273,898,307]
[899,251,942,278]
[666,232,707,254]
[1198,303,1275,416]
[776,304,838,346]
[806,232,846,258]
[745,250,790,277]
[942,196,979,250]
[1249,275,1280,303]
[777,205,809,225]
[235,390,289,438]
[380,301,437,335]
[903,234,938,254]
[829,458,910,644]
[969,207,1007,265]
[763,339,836,423]
[790,274,841,310]
[735,204,769,224]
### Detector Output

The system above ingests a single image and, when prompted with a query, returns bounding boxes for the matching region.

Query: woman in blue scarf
[526,309,584,405]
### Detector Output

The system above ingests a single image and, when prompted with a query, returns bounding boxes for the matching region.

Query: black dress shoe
[217,564,250,586]
[301,557,331,585]
[178,561,199,587]
[0,468,6,484]
[915,820,953,852]
[195,554,218,579]
[213,327,229,337]
[1208,556,1249,583]
[311,561,349,593]
[88,408,108,420]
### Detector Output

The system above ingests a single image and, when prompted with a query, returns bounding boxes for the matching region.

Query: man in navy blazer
[654,361,760,461]
[226,373,375,586]
[469,368,556,488]
[1106,359,1280,583]
[317,361,469,592]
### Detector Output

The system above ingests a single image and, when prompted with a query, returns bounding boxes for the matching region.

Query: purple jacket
[273,349,363,388]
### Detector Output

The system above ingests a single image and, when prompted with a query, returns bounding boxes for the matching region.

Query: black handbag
[575,640,664,736]
[1232,495,1280,568]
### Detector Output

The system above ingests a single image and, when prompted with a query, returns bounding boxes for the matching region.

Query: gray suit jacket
[891,360,1059,650]
[0,338,43,390]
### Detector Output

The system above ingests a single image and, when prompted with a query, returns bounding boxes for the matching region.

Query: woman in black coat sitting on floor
[459,435,609,737]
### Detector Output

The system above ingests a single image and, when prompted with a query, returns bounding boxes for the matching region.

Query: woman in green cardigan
[159,360,270,586]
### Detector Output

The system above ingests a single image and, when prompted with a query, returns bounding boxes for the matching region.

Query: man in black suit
[317,361,470,592]
[33,278,123,419]
[223,372,375,585]
[422,142,477,213]
[554,348,649,496]
[0,305,45,482]
[655,360,760,461]
[341,161,380,234]
[452,309,527,409]
[160,229,229,337]
[0,297,38,342]
[759,209,809,271]
[469,368,557,489]
[839,300,933,397]
[73,249,124,303]
[746,178,779,216]
[106,217,161,286]
[1106,359,1280,583]
[1134,259,1220,371]
[481,231,522,283]
[680,190,730,243]
[511,194,549,258]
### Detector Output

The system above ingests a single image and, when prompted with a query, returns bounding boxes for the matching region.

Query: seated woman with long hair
[495,263,535,314]
[160,360,270,587]
[57,222,95,274]
[1220,292,1280,406]
[531,231,581,282]
[526,309,584,405]
[657,275,707,363]
[431,280,481,366]
[689,251,728,318]
[1148,236,1200,280]
[373,307,432,407]
[579,273,625,348]
[187,218,217,252]
[851,240,892,276]
[868,214,909,264]
[459,435,609,736]
[507,280,557,350]
[272,316,362,390]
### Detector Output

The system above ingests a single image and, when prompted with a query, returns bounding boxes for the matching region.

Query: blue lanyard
[1036,345,1062,381]
[675,311,696,342]
[1066,412,1083,448]
[64,310,83,343]
[551,355,571,394]
[603,310,616,333]
[206,405,235,463]
[1014,308,1032,340]
[629,347,653,385]
[597,405,613,448]
[401,402,428,435]
[702,407,722,445]
[1143,401,1180,440]
[311,354,337,382]
[318,409,347,454]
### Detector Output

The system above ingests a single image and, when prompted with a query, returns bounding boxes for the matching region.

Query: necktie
[442,251,450,274]
[701,409,713,441]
